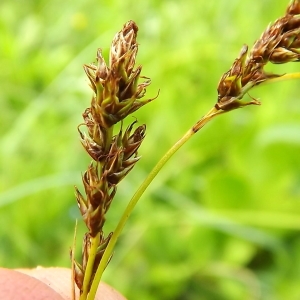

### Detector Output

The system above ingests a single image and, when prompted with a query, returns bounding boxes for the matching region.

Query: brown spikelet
[216,0,300,111]
[73,20,157,295]
[83,21,157,129]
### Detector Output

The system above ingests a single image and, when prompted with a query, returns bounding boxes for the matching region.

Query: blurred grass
[1,0,300,299]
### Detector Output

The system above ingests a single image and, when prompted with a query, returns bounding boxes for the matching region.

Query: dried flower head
[83,20,157,129]
[72,20,156,296]
[216,0,300,111]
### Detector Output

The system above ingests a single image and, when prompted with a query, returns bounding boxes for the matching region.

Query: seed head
[83,21,156,128]
[216,1,300,111]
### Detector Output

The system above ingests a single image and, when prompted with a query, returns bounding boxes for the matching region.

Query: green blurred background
[1,0,300,299]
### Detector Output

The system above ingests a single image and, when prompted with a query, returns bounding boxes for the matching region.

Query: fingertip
[16,267,127,300]
[0,268,64,300]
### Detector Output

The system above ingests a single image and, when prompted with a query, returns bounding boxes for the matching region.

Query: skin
[0,267,126,300]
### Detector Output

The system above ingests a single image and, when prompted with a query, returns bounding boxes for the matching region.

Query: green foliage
[1,0,300,299]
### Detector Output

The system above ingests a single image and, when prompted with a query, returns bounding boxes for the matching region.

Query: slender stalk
[87,106,222,299]
[263,72,300,85]
[104,126,114,152]
[80,232,100,300]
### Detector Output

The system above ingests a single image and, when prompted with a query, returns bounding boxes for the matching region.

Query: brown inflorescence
[83,21,156,129]
[216,0,300,111]
[72,21,155,294]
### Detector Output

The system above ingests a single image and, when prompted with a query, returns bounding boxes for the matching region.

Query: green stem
[79,230,100,300]
[104,126,114,152]
[264,72,300,85]
[87,106,222,299]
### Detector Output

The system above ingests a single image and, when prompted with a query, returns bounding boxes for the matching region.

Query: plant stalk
[87,106,221,299]
[262,72,300,85]
[80,231,101,299]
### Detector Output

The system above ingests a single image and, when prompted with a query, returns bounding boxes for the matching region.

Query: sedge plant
[72,1,300,299]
